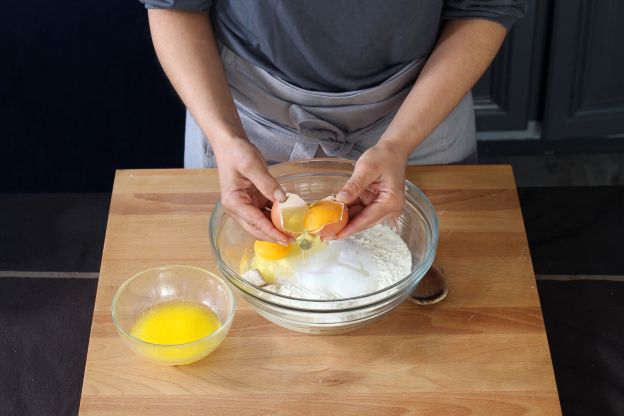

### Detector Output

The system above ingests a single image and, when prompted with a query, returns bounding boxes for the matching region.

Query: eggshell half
[270,192,308,236]
[306,197,349,238]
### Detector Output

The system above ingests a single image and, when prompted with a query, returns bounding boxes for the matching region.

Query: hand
[335,143,407,239]
[214,138,292,244]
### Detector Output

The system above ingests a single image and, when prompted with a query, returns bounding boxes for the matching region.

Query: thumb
[242,160,286,203]
[336,162,379,204]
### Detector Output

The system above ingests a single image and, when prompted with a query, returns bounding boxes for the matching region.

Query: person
[140,0,526,245]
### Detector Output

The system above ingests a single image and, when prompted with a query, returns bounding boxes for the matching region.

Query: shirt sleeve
[139,0,213,12]
[442,0,527,29]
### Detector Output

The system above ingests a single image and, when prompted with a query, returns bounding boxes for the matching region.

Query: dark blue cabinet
[543,0,624,139]
[474,0,624,140]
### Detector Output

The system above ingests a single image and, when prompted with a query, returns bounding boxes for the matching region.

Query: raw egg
[271,193,308,236]
[271,193,348,239]
[254,240,291,260]
[250,242,301,283]
[304,197,348,238]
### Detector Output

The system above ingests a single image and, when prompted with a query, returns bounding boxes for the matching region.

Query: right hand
[214,138,292,245]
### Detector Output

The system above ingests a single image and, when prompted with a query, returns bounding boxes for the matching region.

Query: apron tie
[288,105,353,158]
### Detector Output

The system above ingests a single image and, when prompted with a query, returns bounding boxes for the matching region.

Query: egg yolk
[304,200,343,233]
[254,240,291,260]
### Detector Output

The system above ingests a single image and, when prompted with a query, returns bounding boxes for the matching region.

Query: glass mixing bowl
[112,265,236,365]
[209,159,438,334]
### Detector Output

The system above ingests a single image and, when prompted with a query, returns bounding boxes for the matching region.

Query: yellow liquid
[281,206,308,234]
[130,301,221,365]
[282,205,317,262]
[246,234,326,283]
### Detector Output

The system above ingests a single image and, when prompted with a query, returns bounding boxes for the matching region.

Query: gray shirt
[141,0,526,92]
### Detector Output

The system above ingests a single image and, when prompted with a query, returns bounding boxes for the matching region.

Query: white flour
[348,224,413,289]
[243,224,412,300]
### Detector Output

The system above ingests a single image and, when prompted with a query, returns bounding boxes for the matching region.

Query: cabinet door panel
[544,0,624,139]
[473,0,537,131]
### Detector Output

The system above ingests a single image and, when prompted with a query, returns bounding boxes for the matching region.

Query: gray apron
[184,46,476,168]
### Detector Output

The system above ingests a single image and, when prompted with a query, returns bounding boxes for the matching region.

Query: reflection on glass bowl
[209,159,438,334]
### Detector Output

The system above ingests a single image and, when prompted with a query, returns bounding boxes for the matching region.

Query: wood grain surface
[79,165,561,415]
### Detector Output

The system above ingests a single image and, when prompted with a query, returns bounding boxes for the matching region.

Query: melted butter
[130,301,221,345]
[129,301,222,365]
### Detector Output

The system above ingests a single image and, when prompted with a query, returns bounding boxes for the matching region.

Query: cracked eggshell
[270,192,308,236]
[306,196,349,239]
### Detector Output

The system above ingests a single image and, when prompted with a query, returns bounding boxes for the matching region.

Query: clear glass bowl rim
[111,264,236,348]
[208,158,439,306]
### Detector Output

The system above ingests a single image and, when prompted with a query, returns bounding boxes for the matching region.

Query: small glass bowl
[112,265,236,365]
[209,158,439,334]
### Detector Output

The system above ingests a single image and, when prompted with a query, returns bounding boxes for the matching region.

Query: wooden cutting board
[79,165,561,415]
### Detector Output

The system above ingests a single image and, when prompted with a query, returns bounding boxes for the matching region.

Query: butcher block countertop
[79,165,562,415]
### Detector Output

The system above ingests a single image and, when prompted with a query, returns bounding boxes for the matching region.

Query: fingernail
[277,240,289,246]
[273,189,287,203]
[336,191,349,202]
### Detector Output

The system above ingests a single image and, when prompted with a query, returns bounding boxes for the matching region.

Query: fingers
[215,142,289,242]
[239,155,286,203]
[238,219,276,242]
[337,193,404,239]
[347,204,365,219]
[337,203,387,239]
[336,160,380,204]
[357,188,378,206]
[225,200,291,245]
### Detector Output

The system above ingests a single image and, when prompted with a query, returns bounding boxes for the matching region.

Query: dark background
[1,0,185,192]
[1,1,624,415]
[2,0,624,193]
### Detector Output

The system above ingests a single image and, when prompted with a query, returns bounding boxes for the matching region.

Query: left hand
[335,143,408,239]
